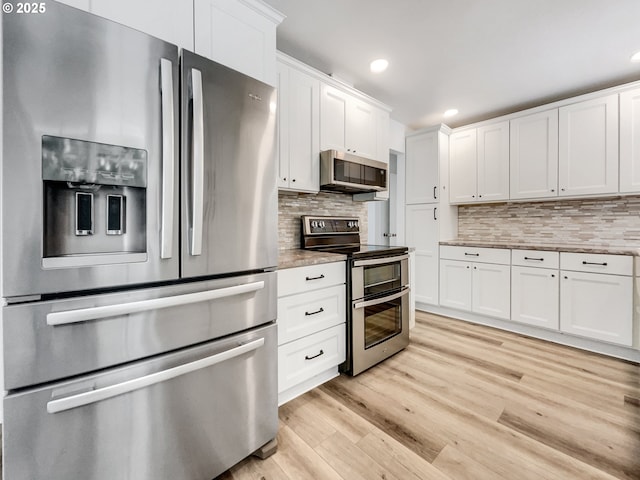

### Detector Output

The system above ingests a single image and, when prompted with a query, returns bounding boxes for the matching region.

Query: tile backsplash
[457,196,640,247]
[278,191,368,250]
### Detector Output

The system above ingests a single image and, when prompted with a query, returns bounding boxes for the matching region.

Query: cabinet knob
[551,188,555,192]
[292,179,296,182]
[551,274,555,278]
[479,195,483,198]
[564,276,568,279]
[472,195,475,198]
[283,177,287,181]
[561,188,566,192]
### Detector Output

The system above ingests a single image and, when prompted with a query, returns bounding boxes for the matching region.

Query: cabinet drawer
[277,285,346,345]
[440,245,510,264]
[278,323,346,393]
[560,252,632,276]
[511,249,559,269]
[278,261,345,297]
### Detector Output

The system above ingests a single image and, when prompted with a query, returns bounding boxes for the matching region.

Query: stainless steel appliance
[302,216,410,375]
[320,149,388,193]
[2,3,278,479]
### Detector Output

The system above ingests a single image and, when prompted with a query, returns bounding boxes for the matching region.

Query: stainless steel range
[302,216,410,375]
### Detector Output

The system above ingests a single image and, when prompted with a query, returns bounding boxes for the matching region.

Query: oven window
[363,263,402,297]
[364,296,402,349]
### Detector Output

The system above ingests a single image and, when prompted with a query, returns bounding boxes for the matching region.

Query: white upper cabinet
[449,121,508,203]
[406,130,439,205]
[510,110,559,200]
[449,129,477,203]
[320,84,387,161]
[276,58,320,193]
[55,0,194,50]
[619,87,640,193]
[558,94,619,196]
[477,121,509,202]
[194,0,284,86]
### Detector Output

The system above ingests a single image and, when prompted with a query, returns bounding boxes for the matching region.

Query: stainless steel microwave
[320,149,388,193]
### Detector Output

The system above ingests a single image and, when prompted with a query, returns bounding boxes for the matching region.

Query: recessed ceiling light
[370,59,389,73]
[443,108,459,118]
[631,51,640,63]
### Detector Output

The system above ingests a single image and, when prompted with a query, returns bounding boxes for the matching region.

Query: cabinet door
[91,0,194,50]
[472,262,510,319]
[449,129,477,203]
[510,110,559,200]
[286,68,320,192]
[406,132,439,204]
[194,0,280,85]
[477,121,509,202]
[320,84,348,152]
[558,95,618,196]
[560,271,632,346]
[406,205,439,305]
[376,109,390,163]
[346,98,377,159]
[620,88,640,193]
[511,266,559,329]
[439,260,472,311]
[276,62,291,189]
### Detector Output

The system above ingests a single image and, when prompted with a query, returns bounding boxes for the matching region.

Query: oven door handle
[353,254,409,267]
[353,287,409,310]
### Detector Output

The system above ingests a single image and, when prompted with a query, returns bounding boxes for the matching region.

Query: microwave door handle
[46,337,265,414]
[191,68,205,256]
[353,287,409,309]
[159,58,175,259]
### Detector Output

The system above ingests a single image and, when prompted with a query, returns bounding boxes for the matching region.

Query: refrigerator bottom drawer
[3,323,277,480]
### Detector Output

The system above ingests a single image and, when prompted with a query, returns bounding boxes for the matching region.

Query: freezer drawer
[3,323,277,480]
[3,272,276,390]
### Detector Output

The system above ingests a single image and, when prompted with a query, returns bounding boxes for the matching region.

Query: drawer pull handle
[582,261,608,266]
[305,274,325,281]
[464,253,479,257]
[524,257,544,261]
[305,349,324,360]
[305,307,324,316]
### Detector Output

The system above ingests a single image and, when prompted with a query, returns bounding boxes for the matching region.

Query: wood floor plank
[432,444,511,480]
[220,455,291,480]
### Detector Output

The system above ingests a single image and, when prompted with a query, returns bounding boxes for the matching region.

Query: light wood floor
[218,311,640,480]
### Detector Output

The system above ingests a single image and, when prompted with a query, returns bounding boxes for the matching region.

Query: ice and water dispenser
[42,136,147,264]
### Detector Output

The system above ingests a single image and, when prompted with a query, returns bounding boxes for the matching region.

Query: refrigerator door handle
[46,337,265,414]
[160,58,175,259]
[191,68,205,256]
[46,280,265,326]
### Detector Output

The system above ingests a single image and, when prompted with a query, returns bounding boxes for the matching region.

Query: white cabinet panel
[620,88,640,193]
[347,98,377,159]
[560,271,632,346]
[406,205,439,305]
[439,260,472,311]
[376,109,390,163]
[558,94,618,196]
[511,266,559,329]
[477,121,509,202]
[406,131,439,204]
[449,129,477,203]
[510,110,559,199]
[560,252,633,276]
[277,60,320,192]
[320,84,348,152]
[278,262,345,297]
[472,262,510,319]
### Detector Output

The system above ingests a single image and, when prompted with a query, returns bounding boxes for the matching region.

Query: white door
[619,88,640,193]
[405,132,439,204]
[449,129,477,203]
[471,262,510,319]
[320,84,348,152]
[439,260,472,311]
[511,266,559,329]
[406,205,439,305]
[510,110,559,200]
[347,98,377,159]
[276,62,291,189]
[477,121,509,202]
[560,271,632,346]
[558,94,618,196]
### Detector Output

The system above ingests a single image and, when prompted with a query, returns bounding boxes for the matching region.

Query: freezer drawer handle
[190,68,205,256]
[159,58,175,259]
[46,281,265,326]
[46,337,265,414]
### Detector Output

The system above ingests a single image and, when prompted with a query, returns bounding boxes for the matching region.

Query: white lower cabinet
[406,204,439,305]
[439,259,472,311]
[511,266,559,329]
[559,252,633,346]
[277,262,346,405]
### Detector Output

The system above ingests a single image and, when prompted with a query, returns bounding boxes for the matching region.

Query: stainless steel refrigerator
[1,3,278,479]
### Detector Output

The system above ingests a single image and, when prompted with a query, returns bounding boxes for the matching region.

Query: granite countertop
[278,249,348,269]
[440,239,640,256]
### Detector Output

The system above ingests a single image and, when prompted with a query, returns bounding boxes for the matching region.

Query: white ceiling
[263,0,640,130]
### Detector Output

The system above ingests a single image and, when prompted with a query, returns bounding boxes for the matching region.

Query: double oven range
[302,216,410,375]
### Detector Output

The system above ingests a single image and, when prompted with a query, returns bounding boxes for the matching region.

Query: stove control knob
[355,221,359,229]
[320,221,326,228]
[311,221,318,228]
